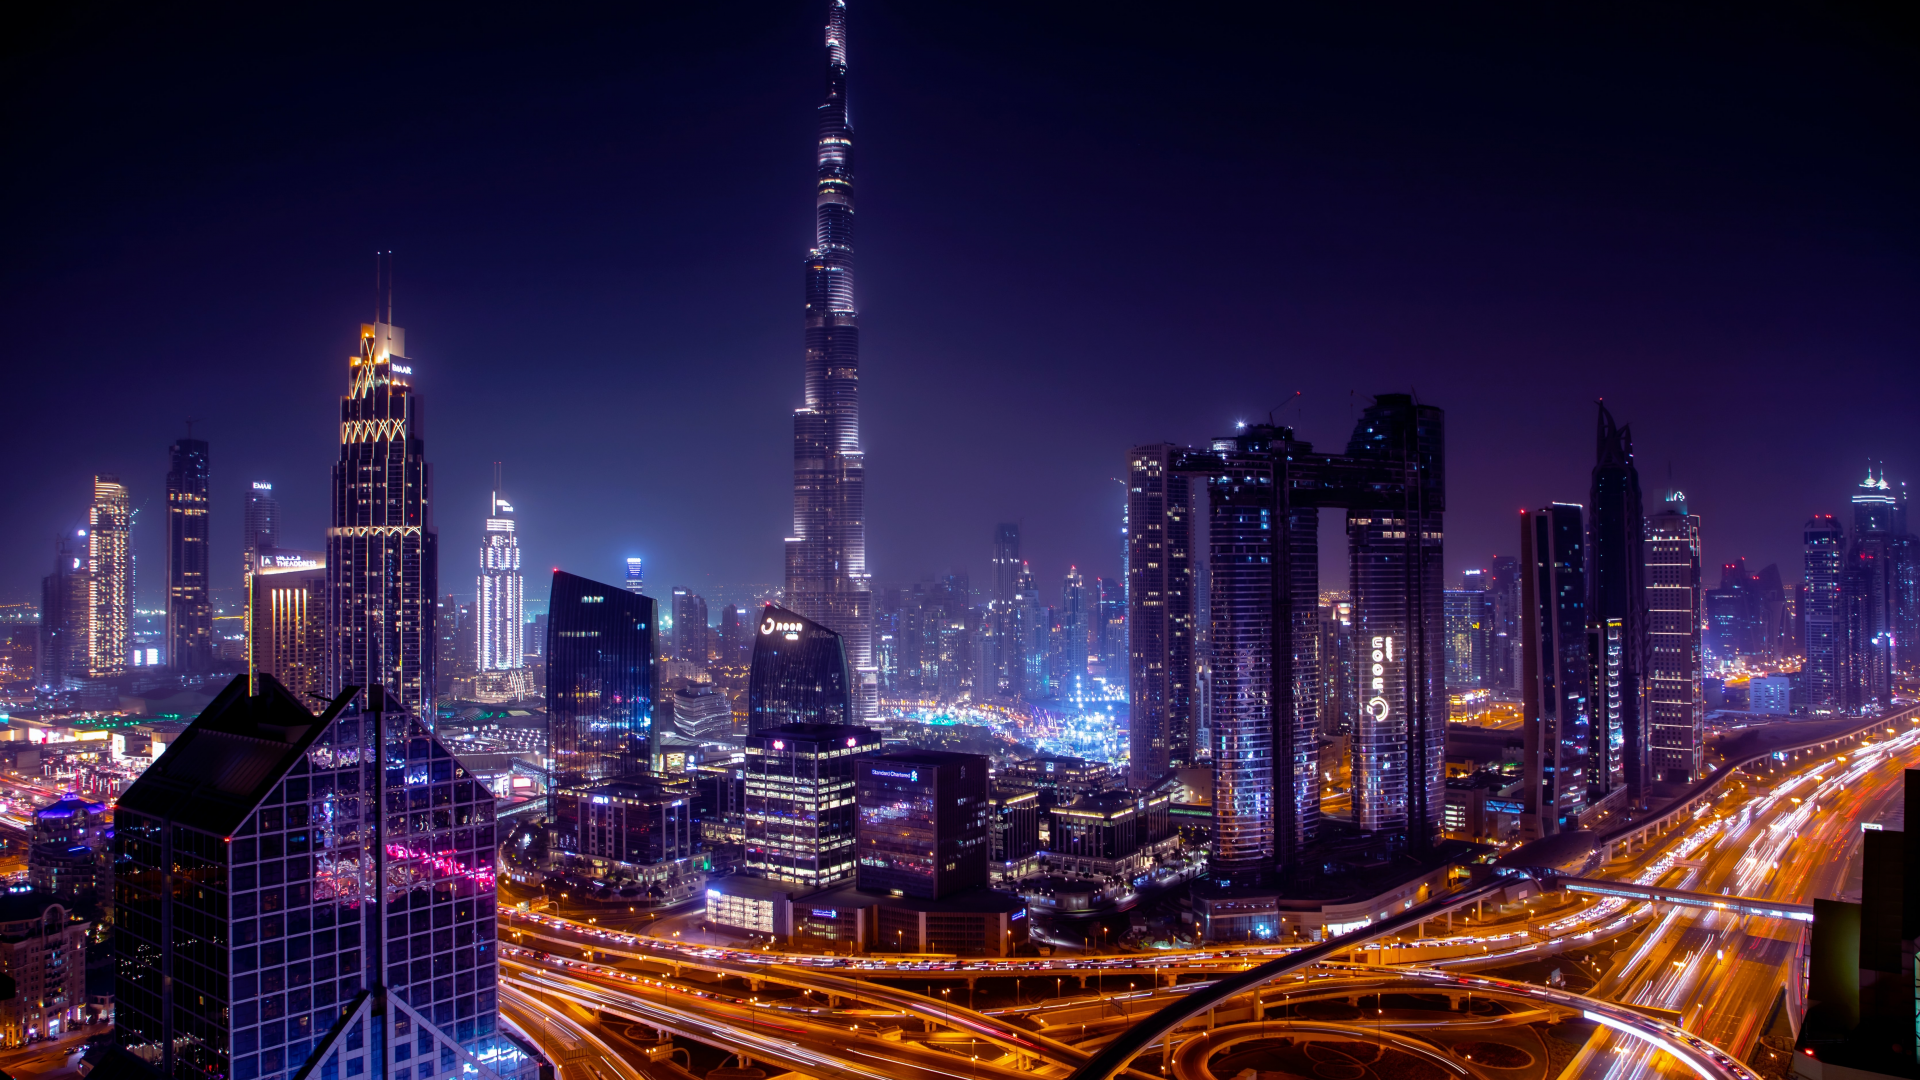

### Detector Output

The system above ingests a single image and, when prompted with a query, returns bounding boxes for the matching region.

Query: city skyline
[4,3,1913,611]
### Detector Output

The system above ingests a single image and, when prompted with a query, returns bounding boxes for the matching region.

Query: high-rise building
[167,438,213,673]
[1096,575,1127,686]
[624,557,644,597]
[1487,555,1522,697]
[244,482,279,585]
[1843,469,1900,711]
[992,525,1021,607]
[87,475,133,678]
[742,721,879,887]
[325,315,438,712]
[747,605,852,735]
[1060,567,1090,695]
[1521,503,1589,837]
[1644,492,1703,782]
[1126,443,1196,787]
[475,486,525,702]
[40,534,88,689]
[986,525,1023,701]
[1442,588,1491,689]
[546,570,655,799]
[717,604,751,670]
[1803,515,1846,715]
[671,589,709,664]
[249,549,328,703]
[784,0,876,724]
[112,676,530,1080]
[854,750,989,899]
[1586,403,1648,804]
[1013,562,1050,700]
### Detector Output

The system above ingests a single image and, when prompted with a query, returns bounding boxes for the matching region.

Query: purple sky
[5,1,1914,611]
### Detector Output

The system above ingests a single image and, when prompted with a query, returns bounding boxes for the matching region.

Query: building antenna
[492,460,503,508]
[386,250,394,325]
[185,417,202,439]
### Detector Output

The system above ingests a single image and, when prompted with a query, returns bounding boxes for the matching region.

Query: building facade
[326,318,438,712]
[250,550,329,704]
[1522,503,1590,836]
[1127,444,1197,787]
[853,750,989,899]
[742,722,879,888]
[113,675,528,1080]
[1645,492,1703,782]
[475,490,525,702]
[785,0,877,723]
[244,483,279,585]
[40,535,88,689]
[167,438,213,673]
[88,475,133,678]
[0,894,88,1046]
[747,605,852,735]
[1586,403,1648,804]
[1803,515,1845,715]
[546,571,655,799]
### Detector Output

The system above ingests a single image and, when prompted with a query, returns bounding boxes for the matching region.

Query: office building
[1096,575,1127,685]
[988,787,1040,875]
[167,438,213,673]
[40,535,88,689]
[29,793,110,903]
[1060,567,1090,693]
[1750,674,1791,715]
[244,483,279,584]
[1126,443,1196,786]
[550,774,695,877]
[1442,588,1491,689]
[475,487,525,703]
[853,750,989,899]
[325,315,438,711]
[113,675,529,1080]
[624,557,644,597]
[1645,491,1703,782]
[1803,515,1845,715]
[671,589,709,664]
[1521,503,1589,837]
[1487,555,1522,696]
[249,550,328,703]
[0,893,89,1046]
[747,605,852,735]
[1586,403,1648,803]
[546,570,656,797]
[1842,469,1902,712]
[742,722,879,887]
[1047,789,1175,880]
[784,0,876,724]
[88,475,133,678]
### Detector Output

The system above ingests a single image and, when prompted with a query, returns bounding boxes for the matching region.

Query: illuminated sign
[1484,799,1525,815]
[811,909,838,918]
[252,482,273,491]
[581,595,604,603]
[1367,635,1396,721]
[391,364,413,375]
[1011,909,1026,921]
[870,768,920,781]
[760,617,803,640]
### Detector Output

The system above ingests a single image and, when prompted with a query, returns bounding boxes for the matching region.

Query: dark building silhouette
[854,750,989,899]
[39,534,87,689]
[113,676,529,1080]
[1521,503,1589,837]
[166,437,212,673]
[1585,404,1648,804]
[1126,443,1196,787]
[325,313,438,712]
[746,605,851,735]
[1804,515,1846,714]
[671,588,709,664]
[243,483,278,588]
[546,570,656,806]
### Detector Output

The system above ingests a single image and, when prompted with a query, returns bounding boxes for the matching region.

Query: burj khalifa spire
[785,0,877,722]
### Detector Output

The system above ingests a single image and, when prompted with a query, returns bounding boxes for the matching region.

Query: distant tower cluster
[1798,468,1917,715]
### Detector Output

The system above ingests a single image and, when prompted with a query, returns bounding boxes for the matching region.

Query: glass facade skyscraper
[245,483,280,585]
[545,570,655,809]
[747,605,852,735]
[1126,443,1196,787]
[1522,503,1589,836]
[326,317,438,713]
[1586,403,1647,803]
[743,722,879,887]
[1802,515,1845,714]
[167,438,213,673]
[854,750,989,899]
[113,675,527,1080]
[785,0,876,724]
[1645,491,1703,782]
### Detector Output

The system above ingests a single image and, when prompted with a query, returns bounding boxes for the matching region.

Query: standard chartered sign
[1367,635,1396,721]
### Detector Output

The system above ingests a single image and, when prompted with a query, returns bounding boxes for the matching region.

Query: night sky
[5,2,1914,613]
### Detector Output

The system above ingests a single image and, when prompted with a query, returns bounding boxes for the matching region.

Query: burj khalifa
[785,0,877,721]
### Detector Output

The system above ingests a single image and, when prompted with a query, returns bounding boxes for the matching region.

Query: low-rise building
[0,892,89,1046]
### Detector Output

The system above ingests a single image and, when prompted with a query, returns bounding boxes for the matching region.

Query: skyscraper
[1126,443,1196,787]
[1586,403,1648,804]
[1844,468,1899,710]
[244,482,279,584]
[1645,491,1703,782]
[1487,555,1522,697]
[747,605,852,735]
[249,549,328,703]
[1521,503,1589,837]
[475,483,525,703]
[1803,515,1845,715]
[167,437,213,674]
[988,525,1022,700]
[546,571,655,795]
[1060,567,1090,694]
[624,557,644,597]
[1442,588,1491,688]
[326,312,438,712]
[671,588,709,664]
[112,676,529,1080]
[743,722,879,887]
[785,0,876,724]
[40,534,88,689]
[87,475,132,678]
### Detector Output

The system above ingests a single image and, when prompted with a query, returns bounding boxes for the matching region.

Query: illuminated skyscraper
[1803,515,1845,714]
[1586,403,1647,803]
[1060,567,1090,693]
[624,557,645,597]
[546,570,655,790]
[167,437,213,673]
[249,549,328,702]
[1521,503,1589,837]
[747,605,852,735]
[40,534,88,689]
[1126,444,1196,787]
[475,483,525,702]
[326,312,438,712]
[1645,492,1703,782]
[244,482,279,583]
[1843,468,1898,710]
[87,474,132,678]
[785,0,876,723]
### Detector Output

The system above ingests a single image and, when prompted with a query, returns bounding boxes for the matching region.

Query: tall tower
[1127,444,1196,787]
[1803,515,1845,714]
[1645,490,1703,782]
[326,293,438,713]
[243,481,278,583]
[1586,403,1648,805]
[87,475,132,678]
[166,437,213,672]
[786,0,876,723]
[1521,503,1589,837]
[476,471,525,699]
